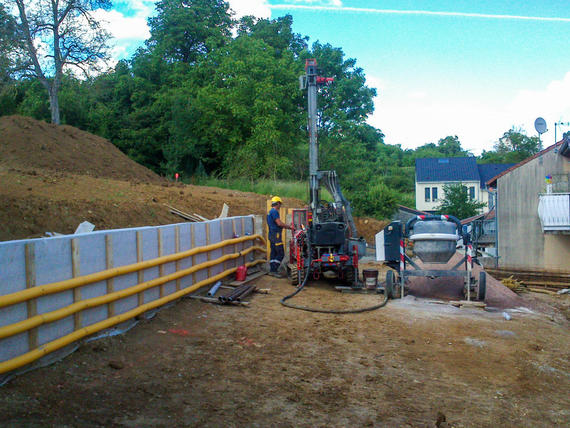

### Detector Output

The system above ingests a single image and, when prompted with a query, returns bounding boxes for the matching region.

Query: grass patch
[190,177,416,219]
[192,177,333,201]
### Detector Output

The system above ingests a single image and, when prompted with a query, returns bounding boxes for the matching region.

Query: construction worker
[267,196,293,277]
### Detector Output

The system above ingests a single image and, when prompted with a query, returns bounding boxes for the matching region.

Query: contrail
[270,5,570,23]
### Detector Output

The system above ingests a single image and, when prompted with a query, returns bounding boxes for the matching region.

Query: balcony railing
[538,193,570,232]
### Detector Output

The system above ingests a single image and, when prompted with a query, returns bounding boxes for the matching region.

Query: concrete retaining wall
[0,216,257,375]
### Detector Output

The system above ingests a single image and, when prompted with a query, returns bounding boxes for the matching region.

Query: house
[487,138,570,275]
[415,157,515,213]
[391,205,429,223]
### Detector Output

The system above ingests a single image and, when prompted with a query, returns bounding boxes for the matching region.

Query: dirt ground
[1,116,569,426]
[0,271,568,427]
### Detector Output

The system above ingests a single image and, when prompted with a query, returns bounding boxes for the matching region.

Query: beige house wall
[497,149,570,273]
[415,180,485,212]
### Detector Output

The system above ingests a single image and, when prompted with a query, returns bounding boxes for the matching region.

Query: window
[425,187,430,202]
[469,186,475,200]
[432,187,438,201]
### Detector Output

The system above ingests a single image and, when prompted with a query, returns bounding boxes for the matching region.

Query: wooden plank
[164,204,201,222]
[25,243,38,350]
[187,295,249,306]
[227,271,266,286]
[527,287,558,295]
[220,220,226,272]
[175,226,181,291]
[105,235,115,317]
[158,228,164,298]
[137,231,144,307]
[191,224,197,286]
[219,203,229,218]
[232,218,237,269]
[457,300,486,308]
[193,213,209,221]
[71,239,82,330]
[206,222,211,278]
[240,217,245,266]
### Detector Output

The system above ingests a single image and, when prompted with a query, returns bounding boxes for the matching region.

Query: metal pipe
[0,246,265,340]
[0,234,265,309]
[0,258,266,375]
[228,285,253,302]
[207,281,223,297]
[219,284,250,303]
[235,285,255,302]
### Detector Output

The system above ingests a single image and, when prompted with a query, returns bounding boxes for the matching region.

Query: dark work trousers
[269,229,284,273]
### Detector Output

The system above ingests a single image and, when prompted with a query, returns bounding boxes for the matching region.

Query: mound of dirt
[0,115,162,183]
[0,115,390,244]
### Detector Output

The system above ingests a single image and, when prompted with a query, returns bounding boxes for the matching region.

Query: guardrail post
[25,243,38,351]
[71,238,82,330]
[105,235,115,317]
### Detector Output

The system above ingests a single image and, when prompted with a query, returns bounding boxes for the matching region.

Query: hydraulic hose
[279,244,389,314]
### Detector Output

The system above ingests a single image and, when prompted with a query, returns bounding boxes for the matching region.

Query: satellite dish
[534,117,547,134]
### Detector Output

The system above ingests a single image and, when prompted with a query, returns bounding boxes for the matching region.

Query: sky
[99,0,570,155]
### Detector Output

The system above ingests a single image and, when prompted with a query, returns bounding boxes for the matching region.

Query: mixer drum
[409,220,459,263]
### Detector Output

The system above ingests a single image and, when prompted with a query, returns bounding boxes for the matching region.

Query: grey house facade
[487,139,570,274]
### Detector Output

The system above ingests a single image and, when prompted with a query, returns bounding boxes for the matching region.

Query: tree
[413,136,470,160]
[436,183,486,219]
[5,0,112,124]
[479,127,540,164]
[147,0,232,64]
[0,3,24,83]
[436,135,471,157]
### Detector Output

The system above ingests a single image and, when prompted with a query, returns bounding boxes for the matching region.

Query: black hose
[279,253,389,314]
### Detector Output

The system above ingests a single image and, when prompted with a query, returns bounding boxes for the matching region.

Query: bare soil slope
[0,115,161,183]
[0,115,386,242]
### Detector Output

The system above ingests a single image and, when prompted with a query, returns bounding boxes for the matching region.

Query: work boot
[268,271,284,278]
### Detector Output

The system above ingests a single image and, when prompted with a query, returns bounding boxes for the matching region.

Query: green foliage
[436,184,486,219]
[479,127,540,164]
[2,0,112,123]
[412,135,472,160]
[193,177,330,202]
[147,0,232,63]
[0,3,23,83]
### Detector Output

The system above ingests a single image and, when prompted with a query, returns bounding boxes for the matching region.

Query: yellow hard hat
[271,196,283,204]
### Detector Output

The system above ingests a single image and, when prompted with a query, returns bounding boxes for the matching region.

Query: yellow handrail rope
[0,258,265,375]
[0,234,265,309]
[0,245,265,340]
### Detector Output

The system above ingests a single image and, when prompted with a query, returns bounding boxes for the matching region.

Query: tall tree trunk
[48,84,60,125]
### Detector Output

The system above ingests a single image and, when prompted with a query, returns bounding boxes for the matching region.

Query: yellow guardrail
[0,235,266,375]
[0,234,265,309]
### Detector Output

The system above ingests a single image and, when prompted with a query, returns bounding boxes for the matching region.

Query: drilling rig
[287,59,366,288]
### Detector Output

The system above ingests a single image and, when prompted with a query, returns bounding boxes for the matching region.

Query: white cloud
[407,91,427,100]
[368,72,570,154]
[93,0,156,66]
[93,9,150,41]
[364,74,386,94]
[508,71,570,144]
[228,0,271,20]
